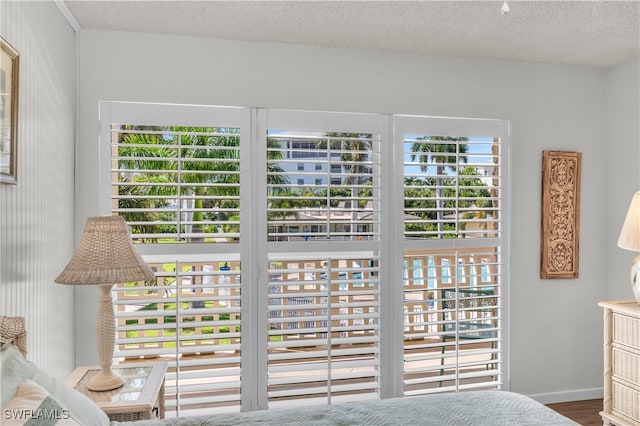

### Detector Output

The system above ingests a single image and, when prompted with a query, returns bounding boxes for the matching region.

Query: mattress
[113,390,579,426]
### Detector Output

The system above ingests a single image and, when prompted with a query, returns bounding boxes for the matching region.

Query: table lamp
[617,191,640,304]
[55,216,155,391]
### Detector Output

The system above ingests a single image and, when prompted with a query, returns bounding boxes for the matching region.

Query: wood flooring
[546,399,603,426]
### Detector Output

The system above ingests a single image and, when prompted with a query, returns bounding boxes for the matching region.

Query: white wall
[76,29,637,402]
[0,1,76,378]
[605,60,640,300]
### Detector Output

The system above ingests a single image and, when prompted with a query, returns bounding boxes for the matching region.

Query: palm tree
[120,127,289,242]
[117,127,176,242]
[451,165,491,237]
[410,136,468,236]
[318,132,372,187]
[316,132,373,239]
[265,137,295,239]
[177,126,239,241]
[118,126,241,242]
[266,136,290,204]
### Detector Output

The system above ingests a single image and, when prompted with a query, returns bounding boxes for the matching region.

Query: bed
[1,316,579,426]
[113,391,580,426]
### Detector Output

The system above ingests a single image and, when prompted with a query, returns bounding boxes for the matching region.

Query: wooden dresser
[599,301,640,426]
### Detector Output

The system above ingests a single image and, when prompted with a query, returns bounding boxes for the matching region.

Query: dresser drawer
[613,348,640,385]
[612,381,640,424]
[600,301,640,426]
[613,313,640,349]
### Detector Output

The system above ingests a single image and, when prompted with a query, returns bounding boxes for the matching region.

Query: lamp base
[89,284,125,392]
[87,368,125,392]
[631,255,640,304]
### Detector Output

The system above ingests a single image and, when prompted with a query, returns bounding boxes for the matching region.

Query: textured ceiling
[63,0,640,67]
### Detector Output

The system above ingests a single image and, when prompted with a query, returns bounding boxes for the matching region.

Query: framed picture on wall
[1,37,19,185]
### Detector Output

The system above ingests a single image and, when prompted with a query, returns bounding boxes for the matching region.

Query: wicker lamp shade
[55,216,154,285]
[55,215,154,391]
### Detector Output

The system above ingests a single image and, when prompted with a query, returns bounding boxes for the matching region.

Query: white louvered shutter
[101,102,249,416]
[394,115,509,395]
[260,109,385,407]
[100,103,510,415]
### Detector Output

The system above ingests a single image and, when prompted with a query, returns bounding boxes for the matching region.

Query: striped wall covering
[0,1,76,379]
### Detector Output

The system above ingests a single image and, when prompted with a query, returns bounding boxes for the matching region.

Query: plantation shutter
[266,254,381,405]
[265,127,379,242]
[100,103,510,415]
[394,115,509,395]
[100,102,250,416]
[259,109,385,407]
[105,115,242,243]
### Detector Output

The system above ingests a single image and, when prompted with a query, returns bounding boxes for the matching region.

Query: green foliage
[118,126,492,242]
[403,161,492,238]
[117,125,244,241]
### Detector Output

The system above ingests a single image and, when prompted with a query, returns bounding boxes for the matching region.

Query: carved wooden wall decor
[540,150,582,279]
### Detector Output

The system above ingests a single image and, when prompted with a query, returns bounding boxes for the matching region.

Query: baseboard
[527,387,604,405]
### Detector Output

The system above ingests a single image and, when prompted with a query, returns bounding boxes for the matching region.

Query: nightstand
[599,301,640,426]
[65,362,168,422]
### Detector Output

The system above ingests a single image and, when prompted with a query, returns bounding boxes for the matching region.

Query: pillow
[1,344,109,426]
[3,379,80,425]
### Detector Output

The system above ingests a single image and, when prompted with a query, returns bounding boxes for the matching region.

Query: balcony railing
[114,248,500,415]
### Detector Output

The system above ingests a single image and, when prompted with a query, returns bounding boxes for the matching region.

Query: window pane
[111,125,241,244]
[403,136,501,240]
[403,248,501,395]
[266,130,380,242]
[267,255,380,405]
[114,258,242,412]
[104,105,508,413]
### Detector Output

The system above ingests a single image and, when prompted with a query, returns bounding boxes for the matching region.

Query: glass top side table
[65,362,167,422]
